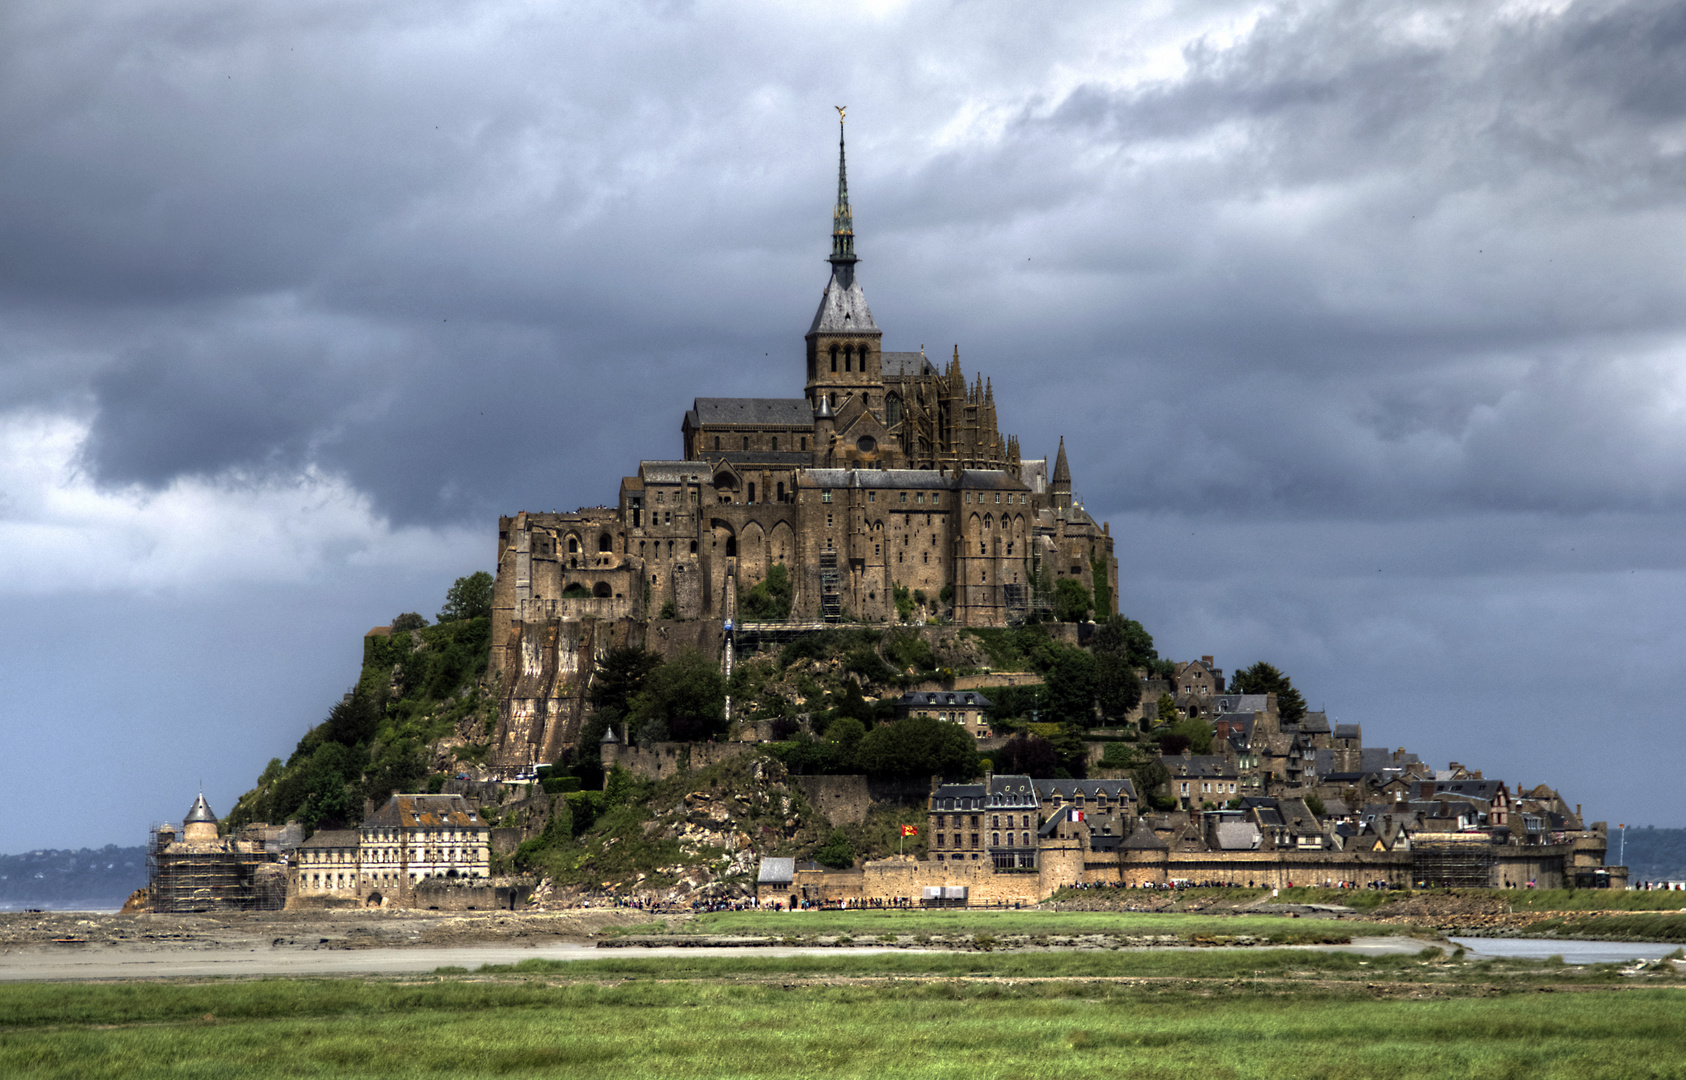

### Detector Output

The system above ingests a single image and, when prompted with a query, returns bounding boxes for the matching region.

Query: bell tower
[805,108,885,421]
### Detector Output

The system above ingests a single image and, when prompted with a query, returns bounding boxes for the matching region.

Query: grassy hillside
[225,576,496,835]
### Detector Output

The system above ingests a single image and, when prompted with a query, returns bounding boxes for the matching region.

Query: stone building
[486,119,1117,773]
[284,793,492,908]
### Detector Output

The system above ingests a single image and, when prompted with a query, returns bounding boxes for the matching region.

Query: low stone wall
[414,879,534,912]
[603,740,755,782]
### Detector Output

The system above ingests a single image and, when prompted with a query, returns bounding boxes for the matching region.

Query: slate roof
[930,782,987,810]
[898,690,993,710]
[363,794,484,830]
[809,264,878,333]
[805,469,953,490]
[1299,712,1331,735]
[687,398,816,428]
[1410,780,1505,803]
[757,857,795,885]
[881,351,936,377]
[301,829,360,850]
[1214,694,1271,714]
[987,774,1038,806]
[1161,755,1238,779]
[1334,724,1361,741]
[711,451,816,468]
[639,461,709,483]
[1034,779,1137,802]
[1120,821,1169,851]
[1214,822,1262,851]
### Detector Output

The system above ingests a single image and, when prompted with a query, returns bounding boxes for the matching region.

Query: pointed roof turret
[1052,436,1072,509]
[813,395,835,420]
[184,792,218,825]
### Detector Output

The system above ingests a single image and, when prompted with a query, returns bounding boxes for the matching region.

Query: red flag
[901,825,919,836]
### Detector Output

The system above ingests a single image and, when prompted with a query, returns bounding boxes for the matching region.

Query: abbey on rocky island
[486,120,1116,771]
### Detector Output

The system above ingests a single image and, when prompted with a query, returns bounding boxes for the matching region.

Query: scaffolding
[1411,834,1496,889]
[818,552,842,622]
[149,846,286,913]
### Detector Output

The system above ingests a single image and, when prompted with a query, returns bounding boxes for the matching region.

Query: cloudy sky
[4,0,1683,852]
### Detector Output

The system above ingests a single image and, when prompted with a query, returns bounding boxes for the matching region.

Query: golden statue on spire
[835,105,846,123]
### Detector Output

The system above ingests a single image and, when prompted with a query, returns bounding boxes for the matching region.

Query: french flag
[1067,809,1085,822]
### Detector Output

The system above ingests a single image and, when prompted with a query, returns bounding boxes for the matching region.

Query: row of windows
[828,343,871,372]
[711,436,808,452]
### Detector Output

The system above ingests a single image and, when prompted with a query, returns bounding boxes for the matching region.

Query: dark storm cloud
[5,0,1685,529]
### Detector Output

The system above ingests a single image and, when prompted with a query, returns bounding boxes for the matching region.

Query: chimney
[1202,655,1213,667]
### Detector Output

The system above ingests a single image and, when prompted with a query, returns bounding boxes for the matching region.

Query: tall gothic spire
[831,106,856,264]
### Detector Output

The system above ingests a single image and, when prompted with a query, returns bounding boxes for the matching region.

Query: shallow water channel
[1448,937,1684,964]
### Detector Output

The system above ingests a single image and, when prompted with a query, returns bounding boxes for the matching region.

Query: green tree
[1093,649,1142,721]
[1043,648,1098,726]
[1229,661,1308,724]
[437,571,493,622]
[738,564,793,620]
[391,612,428,632]
[1155,692,1180,726]
[628,648,726,743]
[813,829,857,869]
[855,716,981,779]
[1051,578,1093,623]
[1092,615,1159,670]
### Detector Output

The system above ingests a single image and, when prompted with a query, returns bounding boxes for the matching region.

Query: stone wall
[413,879,533,912]
[602,740,755,782]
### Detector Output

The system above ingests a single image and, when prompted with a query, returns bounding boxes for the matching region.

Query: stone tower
[805,109,885,421]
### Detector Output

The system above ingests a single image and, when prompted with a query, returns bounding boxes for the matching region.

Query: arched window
[747,483,756,504]
[830,345,838,373]
[592,582,612,598]
[859,345,870,369]
[598,533,612,553]
[567,536,579,553]
[742,436,750,452]
[690,540,698,553]
[885,394,902,427]
[844,346,853,372]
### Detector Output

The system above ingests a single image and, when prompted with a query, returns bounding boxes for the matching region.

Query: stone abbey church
[487,122,1117,770]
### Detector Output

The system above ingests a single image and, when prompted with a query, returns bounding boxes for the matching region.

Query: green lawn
[2,965,1683,1079]
[685,908,1411,943]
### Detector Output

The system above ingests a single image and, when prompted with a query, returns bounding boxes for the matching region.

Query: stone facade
[284,793,492,909]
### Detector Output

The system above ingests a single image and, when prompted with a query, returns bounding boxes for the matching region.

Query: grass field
[1,950,1683,1079]
[682,908,1410,943]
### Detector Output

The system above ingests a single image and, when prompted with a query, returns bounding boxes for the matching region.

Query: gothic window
[567,536,579,553]
[984,514,992,530]
[886,394,902,427]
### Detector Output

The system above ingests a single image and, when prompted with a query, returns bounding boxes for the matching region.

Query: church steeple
[1052,436,1072,510]
[831,106,856,265]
